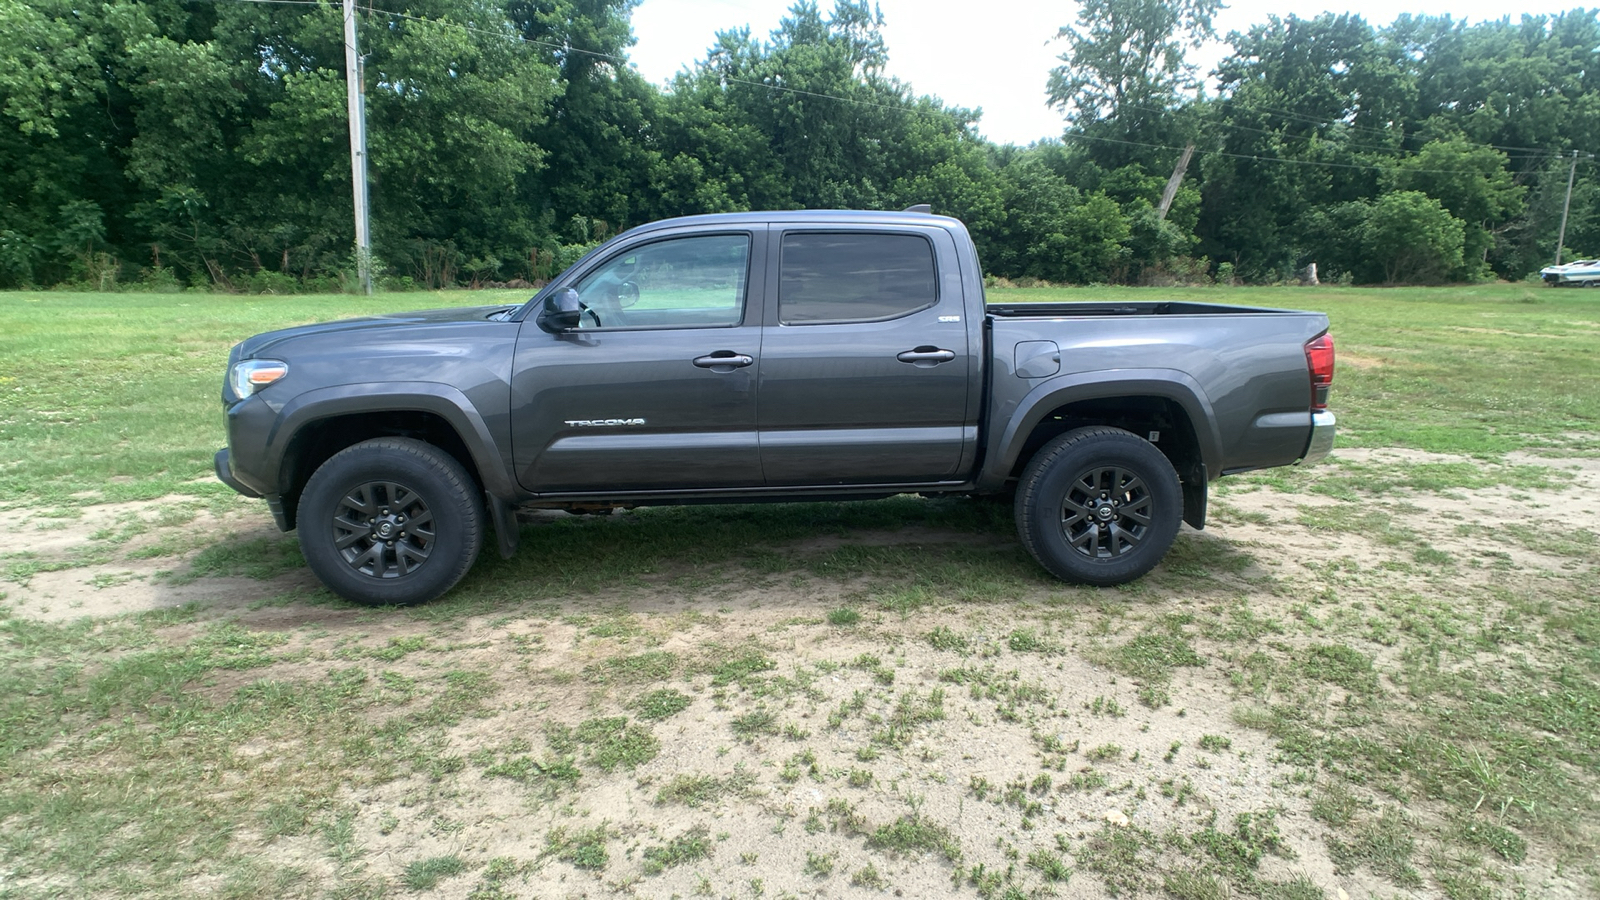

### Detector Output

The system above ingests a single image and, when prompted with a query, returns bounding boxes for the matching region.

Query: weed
[871,687,946,748]
[1198,734,1232,752]
[1194,810,1293,877]
[927,625,969,651]
[731,708,779,740]
[827,607,862,626]
[1077,825,1152,897]
[804,850,836,877]
[584,650,678,684]
[1026,848,1071,882]
[1302,644,1380,694]
[1007,627,1054,652]
[1088,694,1127,717]
[548,824,609,870]
[1327,807,1422,888]
[642,825,712,874]
[403,854,465,891]
[1064,768,1109,792]
[656,768,755,807]
[1162,869,1230,900]
[867,813,959,861]
[705,648,777,686]
[851,863,887,888]
[633,688,692,720]
[552,717,659,771]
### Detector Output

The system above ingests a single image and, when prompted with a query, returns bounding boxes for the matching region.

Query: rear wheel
[1014,427,1182,586]
[298,438,484,606]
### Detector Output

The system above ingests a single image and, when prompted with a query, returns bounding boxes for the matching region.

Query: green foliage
[1363,191,1467,284]
[5,0,1594,289]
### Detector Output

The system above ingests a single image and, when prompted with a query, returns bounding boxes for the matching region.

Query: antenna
[903,203,932,214]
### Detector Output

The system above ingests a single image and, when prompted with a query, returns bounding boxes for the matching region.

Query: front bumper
[1297,411,1336,466]
[214,448,261,498]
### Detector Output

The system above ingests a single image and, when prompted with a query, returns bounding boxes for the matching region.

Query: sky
[628,0,1575,146]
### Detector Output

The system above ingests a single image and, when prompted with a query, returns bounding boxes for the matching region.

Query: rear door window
[778,233,937,325]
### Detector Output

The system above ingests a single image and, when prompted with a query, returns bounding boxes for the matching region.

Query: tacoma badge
[564,418,647,427]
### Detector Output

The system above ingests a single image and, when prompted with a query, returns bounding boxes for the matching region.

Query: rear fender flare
[988,369,1222,488]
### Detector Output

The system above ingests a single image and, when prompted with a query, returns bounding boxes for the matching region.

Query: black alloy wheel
[332,480,435,578]
[1059,464,1154,560]
[299,438,484,606]
[1014,426,1182,586]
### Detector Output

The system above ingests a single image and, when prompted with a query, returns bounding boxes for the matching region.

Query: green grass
[0,289,526,507]
[2,284,1598,899]
[642,825,713,874]
[401,854,465,890]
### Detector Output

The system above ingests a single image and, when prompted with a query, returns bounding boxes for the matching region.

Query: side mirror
[539,288,583,332]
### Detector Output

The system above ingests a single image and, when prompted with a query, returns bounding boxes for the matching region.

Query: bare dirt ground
[2,447,1596,899]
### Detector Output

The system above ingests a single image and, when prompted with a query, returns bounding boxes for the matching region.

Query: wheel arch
[267,384,515,531]
[988,371,1221,528]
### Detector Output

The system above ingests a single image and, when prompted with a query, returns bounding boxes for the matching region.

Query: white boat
[1540,259,1600,286]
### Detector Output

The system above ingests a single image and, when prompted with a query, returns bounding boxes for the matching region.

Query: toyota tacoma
[216,209,1336,605]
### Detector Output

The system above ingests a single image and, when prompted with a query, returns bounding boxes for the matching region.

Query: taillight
[1305,333,1335,411]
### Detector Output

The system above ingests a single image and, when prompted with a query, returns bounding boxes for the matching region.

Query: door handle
[897,347,956,365]
[692,351,755,370]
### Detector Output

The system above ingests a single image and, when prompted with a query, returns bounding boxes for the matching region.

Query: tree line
[1,0,1596,290]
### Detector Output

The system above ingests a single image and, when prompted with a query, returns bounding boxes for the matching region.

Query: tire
[1013,427,1182,587]
[297,438,484,606]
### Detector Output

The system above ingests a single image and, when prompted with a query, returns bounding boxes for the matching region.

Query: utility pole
[343,0,372,295]
[1156,144,1195,221]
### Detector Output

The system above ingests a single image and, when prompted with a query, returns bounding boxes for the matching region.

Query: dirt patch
[5,452,1597,898]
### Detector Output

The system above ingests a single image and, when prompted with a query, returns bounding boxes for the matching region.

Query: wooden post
[1156,144,1195,221]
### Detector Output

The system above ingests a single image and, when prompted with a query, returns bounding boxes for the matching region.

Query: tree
[1387,137,1524,277]
[1047,0,1219,169]
[1363,191,1465,284]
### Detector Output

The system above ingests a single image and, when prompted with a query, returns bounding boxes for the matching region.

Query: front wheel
[1014,427,1183,586]
[298,438,484,606]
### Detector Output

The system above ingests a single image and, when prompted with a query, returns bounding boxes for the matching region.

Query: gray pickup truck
[216,209,1335,605]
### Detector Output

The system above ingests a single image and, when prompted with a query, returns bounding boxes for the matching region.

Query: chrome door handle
[693,352,755,370]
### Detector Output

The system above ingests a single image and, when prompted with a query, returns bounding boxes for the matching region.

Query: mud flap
[1182,463,1207,530]
[486,492,519,559]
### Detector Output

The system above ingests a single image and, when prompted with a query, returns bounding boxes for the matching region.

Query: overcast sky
[629,0,1574,146]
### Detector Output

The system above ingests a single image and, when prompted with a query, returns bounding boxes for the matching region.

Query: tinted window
[573,234,750,329]
[779,233,937,325]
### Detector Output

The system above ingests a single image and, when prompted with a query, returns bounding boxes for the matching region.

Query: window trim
[776,230,940,327]
[568,231,756,332]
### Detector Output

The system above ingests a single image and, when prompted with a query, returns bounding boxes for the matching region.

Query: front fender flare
[266,381,519,500]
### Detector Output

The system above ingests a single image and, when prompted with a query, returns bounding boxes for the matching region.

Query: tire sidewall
[1020,429,1182,586]
[298,441,481,606]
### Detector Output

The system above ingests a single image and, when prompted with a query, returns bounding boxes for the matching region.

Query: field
[0,283,1596,899]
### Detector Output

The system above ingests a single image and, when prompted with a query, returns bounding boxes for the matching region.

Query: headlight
[230,359,289,399]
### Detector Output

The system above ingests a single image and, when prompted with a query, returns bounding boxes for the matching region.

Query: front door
[756,228,973,485]
[510,230,765,493]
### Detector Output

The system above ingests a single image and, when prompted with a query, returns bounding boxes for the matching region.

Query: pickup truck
[215,209,1336,606]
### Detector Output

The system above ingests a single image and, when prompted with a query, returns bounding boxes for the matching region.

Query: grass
[0,284,1597,898]
[401,854,465,890]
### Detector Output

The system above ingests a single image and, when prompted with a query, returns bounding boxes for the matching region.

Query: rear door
[756,226,974,485]
[510,228,765,492]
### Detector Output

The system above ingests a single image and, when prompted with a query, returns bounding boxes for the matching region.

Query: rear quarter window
[779,232,937,325]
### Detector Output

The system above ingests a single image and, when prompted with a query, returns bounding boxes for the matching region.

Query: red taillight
[1305,333,1335,411]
